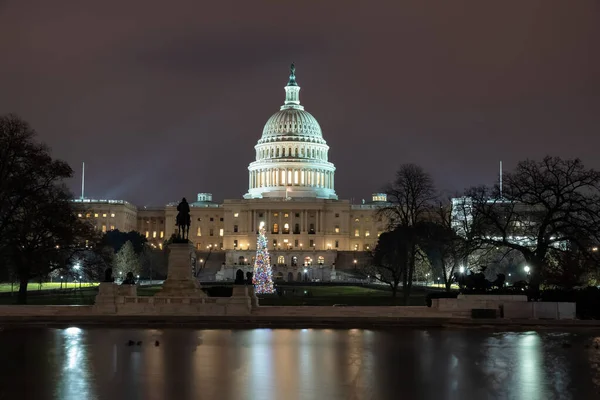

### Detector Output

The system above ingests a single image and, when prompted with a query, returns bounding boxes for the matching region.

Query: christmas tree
[252,222,275,294]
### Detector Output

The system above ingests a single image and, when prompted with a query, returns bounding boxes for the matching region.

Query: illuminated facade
[76,66,388,281]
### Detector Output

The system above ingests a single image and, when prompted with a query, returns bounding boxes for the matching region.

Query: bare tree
[466,156,600,289]
[377,164,437,302]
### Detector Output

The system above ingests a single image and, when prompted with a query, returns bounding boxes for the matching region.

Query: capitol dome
[244,64,337,200]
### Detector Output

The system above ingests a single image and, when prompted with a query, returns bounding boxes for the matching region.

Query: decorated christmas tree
[252,222,275,294]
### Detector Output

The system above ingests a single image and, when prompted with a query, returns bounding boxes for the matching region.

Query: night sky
[1,1,598,206]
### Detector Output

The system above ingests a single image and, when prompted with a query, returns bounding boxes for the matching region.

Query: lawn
[257,284,429,306]
[0,282,98,293]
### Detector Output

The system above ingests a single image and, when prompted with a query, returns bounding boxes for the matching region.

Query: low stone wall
[457,294,528,302]
[504,302,576,320]
[432,296,576,320]
[254,306,452,318]
[93,283,253,316]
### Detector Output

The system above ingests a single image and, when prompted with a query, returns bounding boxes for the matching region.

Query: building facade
[75,66,388,281]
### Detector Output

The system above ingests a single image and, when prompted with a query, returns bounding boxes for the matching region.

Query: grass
[0,282,98,293]
[258,285,429,306]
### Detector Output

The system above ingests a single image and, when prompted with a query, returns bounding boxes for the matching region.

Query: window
[220,218,224,222]
[110,225,115,230]
[284,213,289,218]
[234,213,239,218]
[354,229,360,237]
[273,212,278,217]
[291,256,298,266]
[145,231,149,238]
[77,213,82,218]
[283,223,290,234]
[94,213,99,218]
[366,217,370,222]
[273,239,277,247]
[277,256,285,265]
[354,218,360,222]
[334,226,340,233]
[365,231,370,237]
[294,223,300,234]
[209,229,214,236]
[197,227,201,236]
[110,213,115,218]
[153,231,157,238]
[102,225,107,233]
[102,213,107,218]
[295,213,300,218]
[234,240,238,247]
[309,223,315,233]
[335,240,339,248]
[160,231,164,238]
[318,256,324,265]
[159,243,163,250]
[219,228,224,237]
[294,239,299,247]
[309,239,314,247]
[234,225,238,233]
[272,223,279,233]
[210,217,214,222]
[259,213,264,217]
[335,213,339,218]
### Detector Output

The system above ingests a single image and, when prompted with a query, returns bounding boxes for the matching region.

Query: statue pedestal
[94,283,118,313]
[156,242,206,297]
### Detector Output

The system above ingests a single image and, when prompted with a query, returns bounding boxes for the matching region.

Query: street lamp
[524,265,530,274]
[459,266,465,274]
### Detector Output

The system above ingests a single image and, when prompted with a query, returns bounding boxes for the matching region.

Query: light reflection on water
[0,328,598,399]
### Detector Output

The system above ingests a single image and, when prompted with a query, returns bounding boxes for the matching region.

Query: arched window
[277,255,285,265]
[283,223,290,234]
[304,256,312,266]
[291,256,298,266]
[318,256,324,265]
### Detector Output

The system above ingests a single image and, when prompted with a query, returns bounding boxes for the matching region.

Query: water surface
[0,327,599,399]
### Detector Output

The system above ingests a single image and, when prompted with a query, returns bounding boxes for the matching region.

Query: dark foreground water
[0,328,599,399]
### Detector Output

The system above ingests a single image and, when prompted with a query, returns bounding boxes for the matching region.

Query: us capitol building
[74,66,388,282]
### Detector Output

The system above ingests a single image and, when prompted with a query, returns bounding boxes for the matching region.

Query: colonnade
[249,168,334,190]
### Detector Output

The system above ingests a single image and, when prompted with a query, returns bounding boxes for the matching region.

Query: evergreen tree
[252,222,275,293]
[114,240,141,279]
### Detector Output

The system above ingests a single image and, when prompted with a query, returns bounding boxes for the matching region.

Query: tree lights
[252,222,275,294]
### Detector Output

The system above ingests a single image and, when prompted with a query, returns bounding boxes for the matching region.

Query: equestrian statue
[176,197,191,241]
